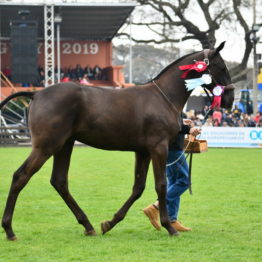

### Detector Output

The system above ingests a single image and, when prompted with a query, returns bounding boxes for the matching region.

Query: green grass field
[0,147,261,262]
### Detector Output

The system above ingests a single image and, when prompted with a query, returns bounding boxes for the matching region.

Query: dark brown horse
[0,42,234,240]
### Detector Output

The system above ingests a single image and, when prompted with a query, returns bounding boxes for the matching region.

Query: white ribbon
[185,74,212,91]
[212,85,224,96]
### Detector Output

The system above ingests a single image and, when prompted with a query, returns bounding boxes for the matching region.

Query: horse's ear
[213,41,226,56]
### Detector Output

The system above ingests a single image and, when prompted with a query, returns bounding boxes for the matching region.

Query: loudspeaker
[10,21,38,83]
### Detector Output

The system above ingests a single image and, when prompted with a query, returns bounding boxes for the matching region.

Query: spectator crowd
[186,105,262,128]
[60,64,107,83]
[2,64,107,87]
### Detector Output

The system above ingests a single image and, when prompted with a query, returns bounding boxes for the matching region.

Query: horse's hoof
[84,229,97,236]
[101,221,111,235]
[7,235,18,241]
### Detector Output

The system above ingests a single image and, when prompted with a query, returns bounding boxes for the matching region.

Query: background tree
[113,44,241,85]
[113,44,180,83]
[117,0,259,83]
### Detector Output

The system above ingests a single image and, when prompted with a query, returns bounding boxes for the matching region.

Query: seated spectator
[236,119,245,127]
[242,113,249,126]
[55,67,64,82]
[222,121,229,127]
[201,105,211,117]
[75,64,84,79]
[254,112,262,124]
[212,108,222,126]
[247,118,256,127]
[204,116,213,126]
[232,105,242,119]
[231,115,239,126]
[224,113,234,127]
[67,65,77,80]
[257,118,262,127]
[84,65,94,80]
[93,65,102,80]
[34,70,45,87]
[38,66,44,74]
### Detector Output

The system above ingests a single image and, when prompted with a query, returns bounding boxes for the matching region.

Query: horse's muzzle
[224,83,235,91]
[222,83,235,110]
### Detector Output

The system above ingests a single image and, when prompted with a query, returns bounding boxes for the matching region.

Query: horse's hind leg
[101,151,150,234]
[2,148,50,240]
[50,139,96,236]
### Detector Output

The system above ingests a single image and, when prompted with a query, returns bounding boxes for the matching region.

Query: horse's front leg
[151,142,179,236]
[101,151,150,234]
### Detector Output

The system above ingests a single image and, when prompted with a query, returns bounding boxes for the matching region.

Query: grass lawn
[0,147,261,262]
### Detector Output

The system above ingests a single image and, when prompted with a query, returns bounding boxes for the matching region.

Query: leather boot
[171,220,192,231]
[143,204,161,230]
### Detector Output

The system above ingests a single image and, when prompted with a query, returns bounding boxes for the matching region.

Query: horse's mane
[153,50,201,80]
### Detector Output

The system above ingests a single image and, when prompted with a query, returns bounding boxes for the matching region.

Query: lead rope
[165,107,211,168]
[166,49,211,193]
[166,107,211,168]
[188,107,211,194]
[152,80,180,114]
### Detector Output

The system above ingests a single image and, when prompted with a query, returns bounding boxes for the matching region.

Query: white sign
[200,127,262,148]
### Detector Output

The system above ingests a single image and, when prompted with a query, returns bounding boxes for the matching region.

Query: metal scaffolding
[44,5,55,87]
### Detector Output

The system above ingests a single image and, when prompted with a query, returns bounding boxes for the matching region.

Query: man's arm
[181,119,201,137]
[189,127,201,137]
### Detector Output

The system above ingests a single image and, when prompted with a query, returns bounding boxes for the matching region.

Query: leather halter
[203,49,210,66]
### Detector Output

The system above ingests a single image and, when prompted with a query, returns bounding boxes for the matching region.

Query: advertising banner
[200,127,262,148]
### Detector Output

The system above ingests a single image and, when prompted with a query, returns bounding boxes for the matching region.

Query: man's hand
[189,127,201,137]
[183,119,194,127]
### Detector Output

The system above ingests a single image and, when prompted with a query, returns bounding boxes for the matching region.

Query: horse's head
[203,42,235,110]
[152,42,235,111]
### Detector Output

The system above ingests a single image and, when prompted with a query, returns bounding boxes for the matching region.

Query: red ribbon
[179,61,208,78]
[210,96,222,109]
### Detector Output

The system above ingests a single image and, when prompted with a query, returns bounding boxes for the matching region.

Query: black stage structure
[0,1,136,86]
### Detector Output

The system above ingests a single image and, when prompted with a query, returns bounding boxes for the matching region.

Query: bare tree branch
[132,21,184,27]
[230,0,252,78]
[116,32,194,44]
[118,0,254,81]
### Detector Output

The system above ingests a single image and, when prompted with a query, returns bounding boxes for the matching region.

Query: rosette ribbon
[210,85,225,109]
[185,74,212,91]
[179,61,208,78]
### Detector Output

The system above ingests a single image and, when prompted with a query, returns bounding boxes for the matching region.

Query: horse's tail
[0,91,35,110]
